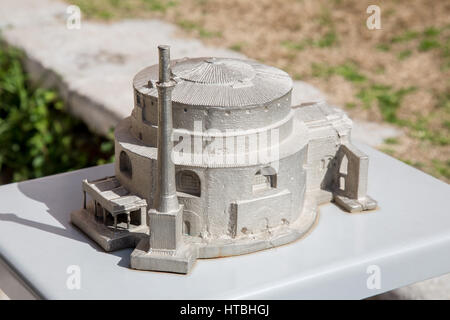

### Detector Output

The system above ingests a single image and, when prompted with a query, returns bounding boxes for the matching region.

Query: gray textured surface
[0,143,449,299]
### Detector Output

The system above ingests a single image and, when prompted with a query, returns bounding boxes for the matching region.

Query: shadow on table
[0,169,130,269]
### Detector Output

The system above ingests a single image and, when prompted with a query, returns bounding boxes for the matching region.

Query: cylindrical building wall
[116,117,308,240]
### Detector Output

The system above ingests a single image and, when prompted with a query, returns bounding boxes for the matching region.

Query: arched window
[252,167,277,193]
[136,93,141,107]
[339,154,348,191]
[119,151,132,178]
[176,170,201,197]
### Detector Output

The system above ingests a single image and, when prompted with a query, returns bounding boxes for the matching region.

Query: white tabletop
[0,142,449,299]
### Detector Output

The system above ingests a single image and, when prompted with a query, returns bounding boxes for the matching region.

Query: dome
[133,57,292,109]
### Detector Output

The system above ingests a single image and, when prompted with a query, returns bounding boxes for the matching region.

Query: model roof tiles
[134,57,292,108]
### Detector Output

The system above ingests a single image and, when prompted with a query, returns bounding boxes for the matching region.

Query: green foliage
[73,0,177,20]
[281,40,309,51]
[333,64,366,82]
[281,8,338,51]
[376,43,391,52]
[316,31,338,48]
[317,7,333,27]
[0,45,114,183]
[379,147,395,156]
[74,0,113,19]
[408,117,449,146]
[311,63,333,78]
[444,120,450,130]
[397,49,412,60]
[177,19,198,31]
[229,42,245,52]
[400,158,424,169]
[142,0,177,12]
[376,25,449,66]
[345,102,356,109]
[281,32,338,51]
[311,55,448,147]
[198,29,222,39]
[423,27,440,38]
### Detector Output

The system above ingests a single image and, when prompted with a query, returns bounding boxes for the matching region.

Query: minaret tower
[148,45,183,252]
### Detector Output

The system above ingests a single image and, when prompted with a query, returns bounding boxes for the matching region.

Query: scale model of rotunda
[71,45,377,274]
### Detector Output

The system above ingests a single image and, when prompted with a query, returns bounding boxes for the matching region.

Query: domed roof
[133,57,292,109]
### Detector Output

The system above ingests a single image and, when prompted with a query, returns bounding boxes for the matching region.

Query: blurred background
[0,0,449,185]
[0,0,449,299]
